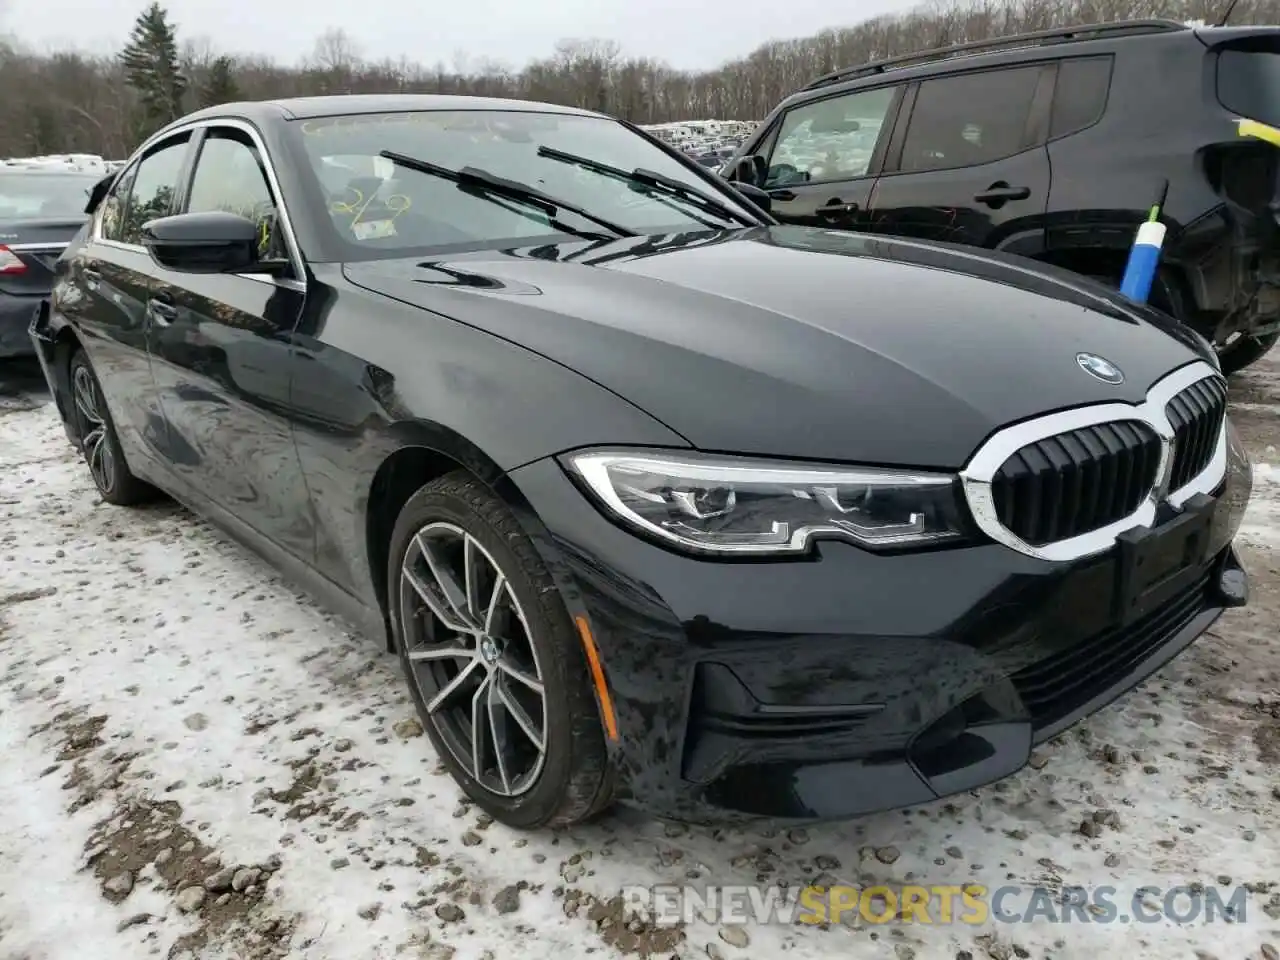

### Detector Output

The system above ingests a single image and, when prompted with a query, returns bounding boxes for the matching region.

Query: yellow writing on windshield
[328,187,412,231]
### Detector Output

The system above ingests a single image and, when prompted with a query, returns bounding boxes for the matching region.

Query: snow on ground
[1,355,1279,960]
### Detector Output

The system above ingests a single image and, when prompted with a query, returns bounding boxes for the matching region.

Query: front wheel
[387,471,614,829]
[1217,331,1279,376]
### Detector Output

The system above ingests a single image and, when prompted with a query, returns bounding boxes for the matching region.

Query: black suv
[725,19,1280,374]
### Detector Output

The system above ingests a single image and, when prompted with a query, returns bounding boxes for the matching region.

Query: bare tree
[310,27,360,73]
[5,0,1280,157]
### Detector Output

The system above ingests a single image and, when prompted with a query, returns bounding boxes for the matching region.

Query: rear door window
[101,134,191,246]
[897,65,1042,173]
[1218,48,1280,128]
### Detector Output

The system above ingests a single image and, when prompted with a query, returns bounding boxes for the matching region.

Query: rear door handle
[816,199,859,217]
[974,182,1031,205]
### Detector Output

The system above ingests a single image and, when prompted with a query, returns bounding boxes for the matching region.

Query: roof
[795,18,1195,96]
[181,94,602,126]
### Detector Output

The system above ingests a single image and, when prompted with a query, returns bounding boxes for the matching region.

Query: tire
[1217,331,1280,377]
[67,349,154,506]
[387,470,614,829]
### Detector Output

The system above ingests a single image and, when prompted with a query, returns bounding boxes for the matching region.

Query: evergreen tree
[199,56,239,108]
[118,3,187,134]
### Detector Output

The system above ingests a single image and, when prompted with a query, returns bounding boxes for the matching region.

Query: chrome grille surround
[960,360,1227,562]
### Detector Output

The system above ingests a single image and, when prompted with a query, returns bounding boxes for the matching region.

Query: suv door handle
[816,199,859,217]
[147,296,177,326]
[974,182,1031,205]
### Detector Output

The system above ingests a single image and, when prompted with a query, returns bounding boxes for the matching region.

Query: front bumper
[0,292,42,359]
[504,439,1252,825]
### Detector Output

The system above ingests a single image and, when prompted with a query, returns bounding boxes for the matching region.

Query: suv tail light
[0,245,26,275]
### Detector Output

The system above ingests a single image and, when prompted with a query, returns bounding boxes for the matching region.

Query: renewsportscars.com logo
[620,882,1254,927]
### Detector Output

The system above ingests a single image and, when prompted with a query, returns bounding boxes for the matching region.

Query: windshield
[0,172,97,218]
[286,109,758,258]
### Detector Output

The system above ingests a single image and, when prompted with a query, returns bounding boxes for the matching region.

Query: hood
[342,226,1212,468]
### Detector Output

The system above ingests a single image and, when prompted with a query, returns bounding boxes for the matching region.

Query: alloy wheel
[72,365,116,495]
[399,521,548,796]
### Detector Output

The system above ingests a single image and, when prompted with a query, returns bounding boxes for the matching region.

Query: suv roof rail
[802,19,1189,90]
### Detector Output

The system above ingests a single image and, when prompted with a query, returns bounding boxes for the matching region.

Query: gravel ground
[1,353,1278,960]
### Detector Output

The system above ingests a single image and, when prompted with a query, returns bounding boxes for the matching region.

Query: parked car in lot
[724,19,1280,375]
[31,94,1252,828]
[0,167,98,357]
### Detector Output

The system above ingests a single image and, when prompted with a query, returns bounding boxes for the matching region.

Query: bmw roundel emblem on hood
[1076,352,1125,384]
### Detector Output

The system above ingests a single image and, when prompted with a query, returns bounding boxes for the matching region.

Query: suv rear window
[1218,48,1280,128]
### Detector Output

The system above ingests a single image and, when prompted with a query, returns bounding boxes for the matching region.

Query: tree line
[0,0,1277,159]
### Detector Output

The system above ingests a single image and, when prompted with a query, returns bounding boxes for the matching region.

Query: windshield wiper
[535,145,755,227]
[378,150,635,239]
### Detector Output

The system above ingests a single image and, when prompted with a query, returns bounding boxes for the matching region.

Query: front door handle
[816,199,859,218]
[974,182,1031,206]
[147,296,177,326]
[769,189,797,202]
[82,267,101,289]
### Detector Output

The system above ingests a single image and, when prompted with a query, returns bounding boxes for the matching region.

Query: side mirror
[724,154,767,187]
[733,182,772,214]
[141,211,275,274]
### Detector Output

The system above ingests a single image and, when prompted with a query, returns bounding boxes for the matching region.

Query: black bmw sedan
[29,95,1252,829]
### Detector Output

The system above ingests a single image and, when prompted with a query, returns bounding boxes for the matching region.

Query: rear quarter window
[1049,56,1113,139]
[1217,48,1280,128]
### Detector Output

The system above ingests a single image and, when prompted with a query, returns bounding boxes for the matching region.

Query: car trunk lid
[0,217,85,296]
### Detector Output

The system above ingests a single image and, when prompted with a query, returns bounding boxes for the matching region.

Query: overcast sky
[4,0,919,71]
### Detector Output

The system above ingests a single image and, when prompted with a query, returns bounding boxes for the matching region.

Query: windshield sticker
[351,219,398,241]
[329,188,412,234]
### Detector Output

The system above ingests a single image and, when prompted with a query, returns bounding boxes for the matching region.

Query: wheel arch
[363,420,560,653]
[50,324,85,441]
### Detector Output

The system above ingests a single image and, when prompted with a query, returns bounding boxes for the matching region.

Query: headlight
[562,449,966,556]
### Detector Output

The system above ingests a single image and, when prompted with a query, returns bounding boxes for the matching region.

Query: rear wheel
[67,350,153,505]
[387,471,614,828]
